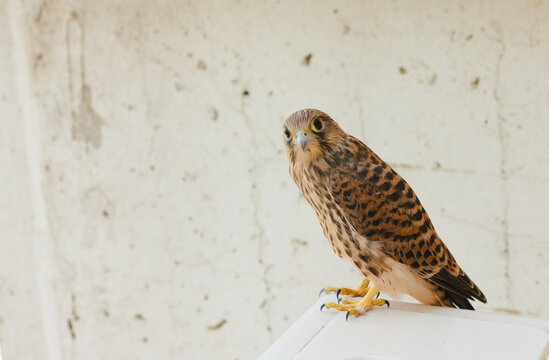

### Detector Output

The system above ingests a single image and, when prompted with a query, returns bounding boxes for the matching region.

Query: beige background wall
[1,0,548,359]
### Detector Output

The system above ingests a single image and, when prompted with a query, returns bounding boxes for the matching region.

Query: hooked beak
[296,130,311,150]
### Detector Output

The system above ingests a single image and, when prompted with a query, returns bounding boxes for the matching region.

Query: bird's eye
[311,118,324,133]
[283,127,291,140]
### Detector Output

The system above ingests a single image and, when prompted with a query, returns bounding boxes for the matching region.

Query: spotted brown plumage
[283,109,486,315]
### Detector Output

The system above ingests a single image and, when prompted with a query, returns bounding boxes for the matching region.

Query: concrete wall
[1,0,548,359]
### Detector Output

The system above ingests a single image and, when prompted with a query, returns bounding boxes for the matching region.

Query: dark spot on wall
[211,107,219,121]
[67,319,76,339]
[399,66,407,75]
[182,172,197,181]
[302,53,313,66]
[343,25,350,35]
[142,337,148,342]
[207,319,227,330]
[333,8,338,14]
[34,53,43,69]
[187,52,193,58]
[291,238,309,255]
[102,209,109,217]
[471,77,480,88]
[134,313,145,321]
[72,86,103,149]
[71,294,80,321]
[267,90,273,96]
[197,60,207,70]
[149,165,155,171]
[103,309,110,317]
[34,4,43,23]
[242,89,250,96]
[465,34,473,40]
[429,74,437,85]
[175,82,184,91]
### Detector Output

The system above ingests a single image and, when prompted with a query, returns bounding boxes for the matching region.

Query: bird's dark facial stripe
[284,127,291,140]
[316,130,326,140]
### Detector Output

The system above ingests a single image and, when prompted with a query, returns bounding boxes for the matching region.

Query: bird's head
[283,109,346,164]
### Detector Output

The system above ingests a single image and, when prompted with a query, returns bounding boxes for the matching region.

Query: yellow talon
[321,286,342,295]
[321,284,389,319]
[371,299,388,307]
[321,278,371,299]
[340,298,358,305]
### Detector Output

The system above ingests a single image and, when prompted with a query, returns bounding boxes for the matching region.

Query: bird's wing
[328,160,486,304]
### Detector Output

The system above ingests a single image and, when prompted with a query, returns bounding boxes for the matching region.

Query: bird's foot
[320,284,389,319]
[319,277,371,301]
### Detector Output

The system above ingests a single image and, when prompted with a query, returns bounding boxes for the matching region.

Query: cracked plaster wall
[1,0,549,359]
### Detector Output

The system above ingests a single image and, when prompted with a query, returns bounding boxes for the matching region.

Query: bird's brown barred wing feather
[328,160,486,305]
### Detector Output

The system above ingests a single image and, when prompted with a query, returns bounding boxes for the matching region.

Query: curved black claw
[336,288,342,301]
[345,311,351,322]
[374,291,380,300]
[320,303,326,312]
[318,288,326,297]
[384,300,390,308]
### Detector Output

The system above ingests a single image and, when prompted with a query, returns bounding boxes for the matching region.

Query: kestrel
[283,109,486,318]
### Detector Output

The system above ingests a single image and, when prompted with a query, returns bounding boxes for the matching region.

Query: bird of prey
[283,109,486,318]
